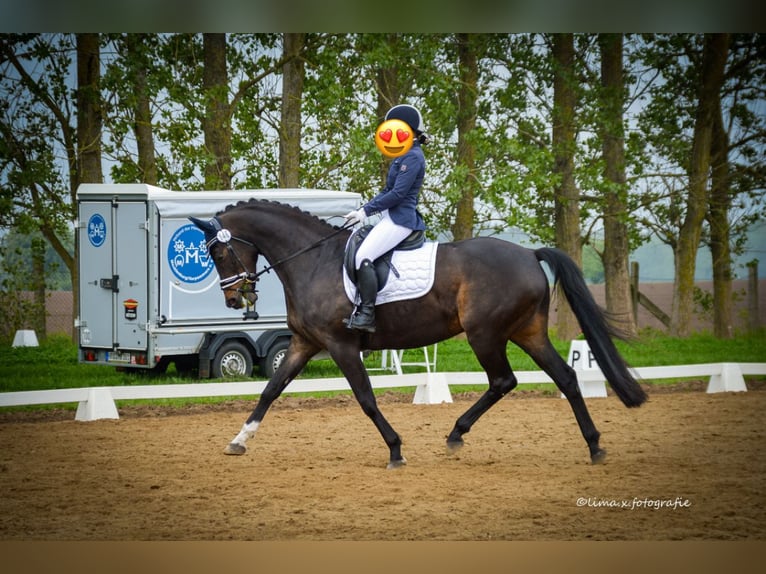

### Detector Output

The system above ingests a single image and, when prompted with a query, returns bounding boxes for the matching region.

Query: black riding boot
[347,259,378,333]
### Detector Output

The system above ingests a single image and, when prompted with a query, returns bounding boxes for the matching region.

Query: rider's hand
[344,208,367,225]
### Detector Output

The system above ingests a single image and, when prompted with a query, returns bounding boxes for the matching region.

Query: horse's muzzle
[225,294,243,309]
[224,289,257,309]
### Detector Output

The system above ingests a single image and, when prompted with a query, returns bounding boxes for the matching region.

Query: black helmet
[385,104,427,140]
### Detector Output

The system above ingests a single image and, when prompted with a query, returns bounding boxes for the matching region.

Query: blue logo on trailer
[168,224,214,283]
[87,213,107,247]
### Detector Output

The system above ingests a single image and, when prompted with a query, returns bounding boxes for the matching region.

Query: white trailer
[76,184,360,378]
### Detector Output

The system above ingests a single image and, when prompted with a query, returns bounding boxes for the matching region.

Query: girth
[343,225,426,290]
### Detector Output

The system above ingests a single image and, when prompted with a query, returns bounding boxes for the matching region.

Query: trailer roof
[76,184,362,218]
[76,184,360,201]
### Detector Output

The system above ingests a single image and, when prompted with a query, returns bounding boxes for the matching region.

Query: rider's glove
[344,208,367,225]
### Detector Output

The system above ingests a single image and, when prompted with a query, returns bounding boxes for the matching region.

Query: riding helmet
[385,104,428,143]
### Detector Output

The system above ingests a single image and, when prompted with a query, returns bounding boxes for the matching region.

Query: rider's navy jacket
[362,140,426,231]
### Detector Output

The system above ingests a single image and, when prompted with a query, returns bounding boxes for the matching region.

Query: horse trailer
[76,184,361,378]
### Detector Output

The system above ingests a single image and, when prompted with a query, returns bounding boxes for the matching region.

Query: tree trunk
[279,33,305,189]
[598,33,636,336]
[552,33,581,341]
[202,33,231,190]
[375,34,402,186]
[451,33,478,241]
[31,236,47,341]
[671,33,729,336]
[125,34,158,185]
[75,33,103,342]
[708,98,733,338]
[76,33,103,185]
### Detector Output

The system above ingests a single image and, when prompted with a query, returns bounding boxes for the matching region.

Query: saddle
[343,225,426,290]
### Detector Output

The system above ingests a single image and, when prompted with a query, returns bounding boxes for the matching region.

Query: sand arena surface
[1,388,764,541]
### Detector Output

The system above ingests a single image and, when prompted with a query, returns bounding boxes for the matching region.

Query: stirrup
[344,308,376,333]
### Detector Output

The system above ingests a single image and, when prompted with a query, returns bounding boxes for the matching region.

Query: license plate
[106,351,131,363]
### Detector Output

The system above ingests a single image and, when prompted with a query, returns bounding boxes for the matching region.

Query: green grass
[1,330,765,411]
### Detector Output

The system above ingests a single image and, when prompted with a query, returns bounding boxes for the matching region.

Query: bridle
[205,217,260,293]
[206,215,356,294]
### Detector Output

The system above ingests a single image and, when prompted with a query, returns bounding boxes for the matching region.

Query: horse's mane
[216,198,342,231]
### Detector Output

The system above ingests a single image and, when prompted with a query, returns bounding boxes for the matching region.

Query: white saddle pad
[343,242,439,305]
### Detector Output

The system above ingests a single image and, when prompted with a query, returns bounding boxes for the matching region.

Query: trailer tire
[260,337,290,379]
[212,340,253,378]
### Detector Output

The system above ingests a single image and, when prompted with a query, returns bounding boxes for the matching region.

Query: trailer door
[114,202,149,350]
[78,200,148,351]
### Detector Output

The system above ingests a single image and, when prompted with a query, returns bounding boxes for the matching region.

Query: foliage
[0,242,44,344]
[1,33,764,338]
[0,34,76,273]
[0,228,72,290]
[632,34,766,256]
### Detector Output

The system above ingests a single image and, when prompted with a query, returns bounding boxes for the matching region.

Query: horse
[191,199,647,469]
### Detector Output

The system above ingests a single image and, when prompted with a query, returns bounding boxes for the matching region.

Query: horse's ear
[189,216,216,234]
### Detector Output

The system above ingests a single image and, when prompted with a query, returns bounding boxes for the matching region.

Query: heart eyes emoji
[375,119,414,158]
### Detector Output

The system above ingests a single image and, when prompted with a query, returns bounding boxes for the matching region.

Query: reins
[207,216,356,291]
[251,219,357,280]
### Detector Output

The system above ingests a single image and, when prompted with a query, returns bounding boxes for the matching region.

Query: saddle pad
[343,241,439,305]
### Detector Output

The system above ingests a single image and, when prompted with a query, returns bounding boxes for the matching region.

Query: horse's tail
[535,247,647,408]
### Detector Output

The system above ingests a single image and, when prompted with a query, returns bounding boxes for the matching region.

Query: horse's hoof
[590,448,607,464]
[386,456,407,470]
[224,443,247,456]
[446,439,464,454]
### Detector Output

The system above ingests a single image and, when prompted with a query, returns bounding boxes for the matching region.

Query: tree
[76,33,103,185]
[671,33,729,336]
[74,33,104,331]
[633,34,763,337]
[374,33,405,185]
[101,34,160,185]
[598,33,636,335]
[1,34,82,338]
[0,34,105,338]
[125,34,159,185]
[451,33,479,241]
[4,32,764,343]
[552,33,581,340]
[202,33,231,190]
[706,34,766,337]
[279,33,305,188]
[708,97,734,337]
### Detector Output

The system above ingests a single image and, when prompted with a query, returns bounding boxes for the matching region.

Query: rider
[344,104,429,332]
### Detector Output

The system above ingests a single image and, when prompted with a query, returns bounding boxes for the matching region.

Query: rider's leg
[347,212,411,332]
[354,211,412,269]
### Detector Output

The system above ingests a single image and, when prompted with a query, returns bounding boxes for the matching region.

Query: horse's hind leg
[446,332,518,451]
[520,337,606,464]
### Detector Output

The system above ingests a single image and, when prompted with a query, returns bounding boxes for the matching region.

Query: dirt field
[1,387,764,541]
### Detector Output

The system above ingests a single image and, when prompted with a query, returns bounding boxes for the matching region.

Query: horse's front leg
[330,346,406,469]
[224,337,318,455]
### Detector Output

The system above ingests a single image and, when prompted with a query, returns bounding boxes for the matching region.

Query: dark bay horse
[191,199,646,468]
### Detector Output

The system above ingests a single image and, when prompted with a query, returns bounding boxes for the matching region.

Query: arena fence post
[706,363,747,393]
[75,387,120,421]
[413,372,453,404]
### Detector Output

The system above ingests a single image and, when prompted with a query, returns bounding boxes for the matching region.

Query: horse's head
[189,215,259,309]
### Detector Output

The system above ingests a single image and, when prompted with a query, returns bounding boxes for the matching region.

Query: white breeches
[355,211,412,269]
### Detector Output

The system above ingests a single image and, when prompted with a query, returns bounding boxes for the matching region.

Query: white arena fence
[2,361,765,422]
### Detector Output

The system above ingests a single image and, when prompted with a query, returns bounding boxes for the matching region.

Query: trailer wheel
[260,337,290,378]
[212,340,253,378]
